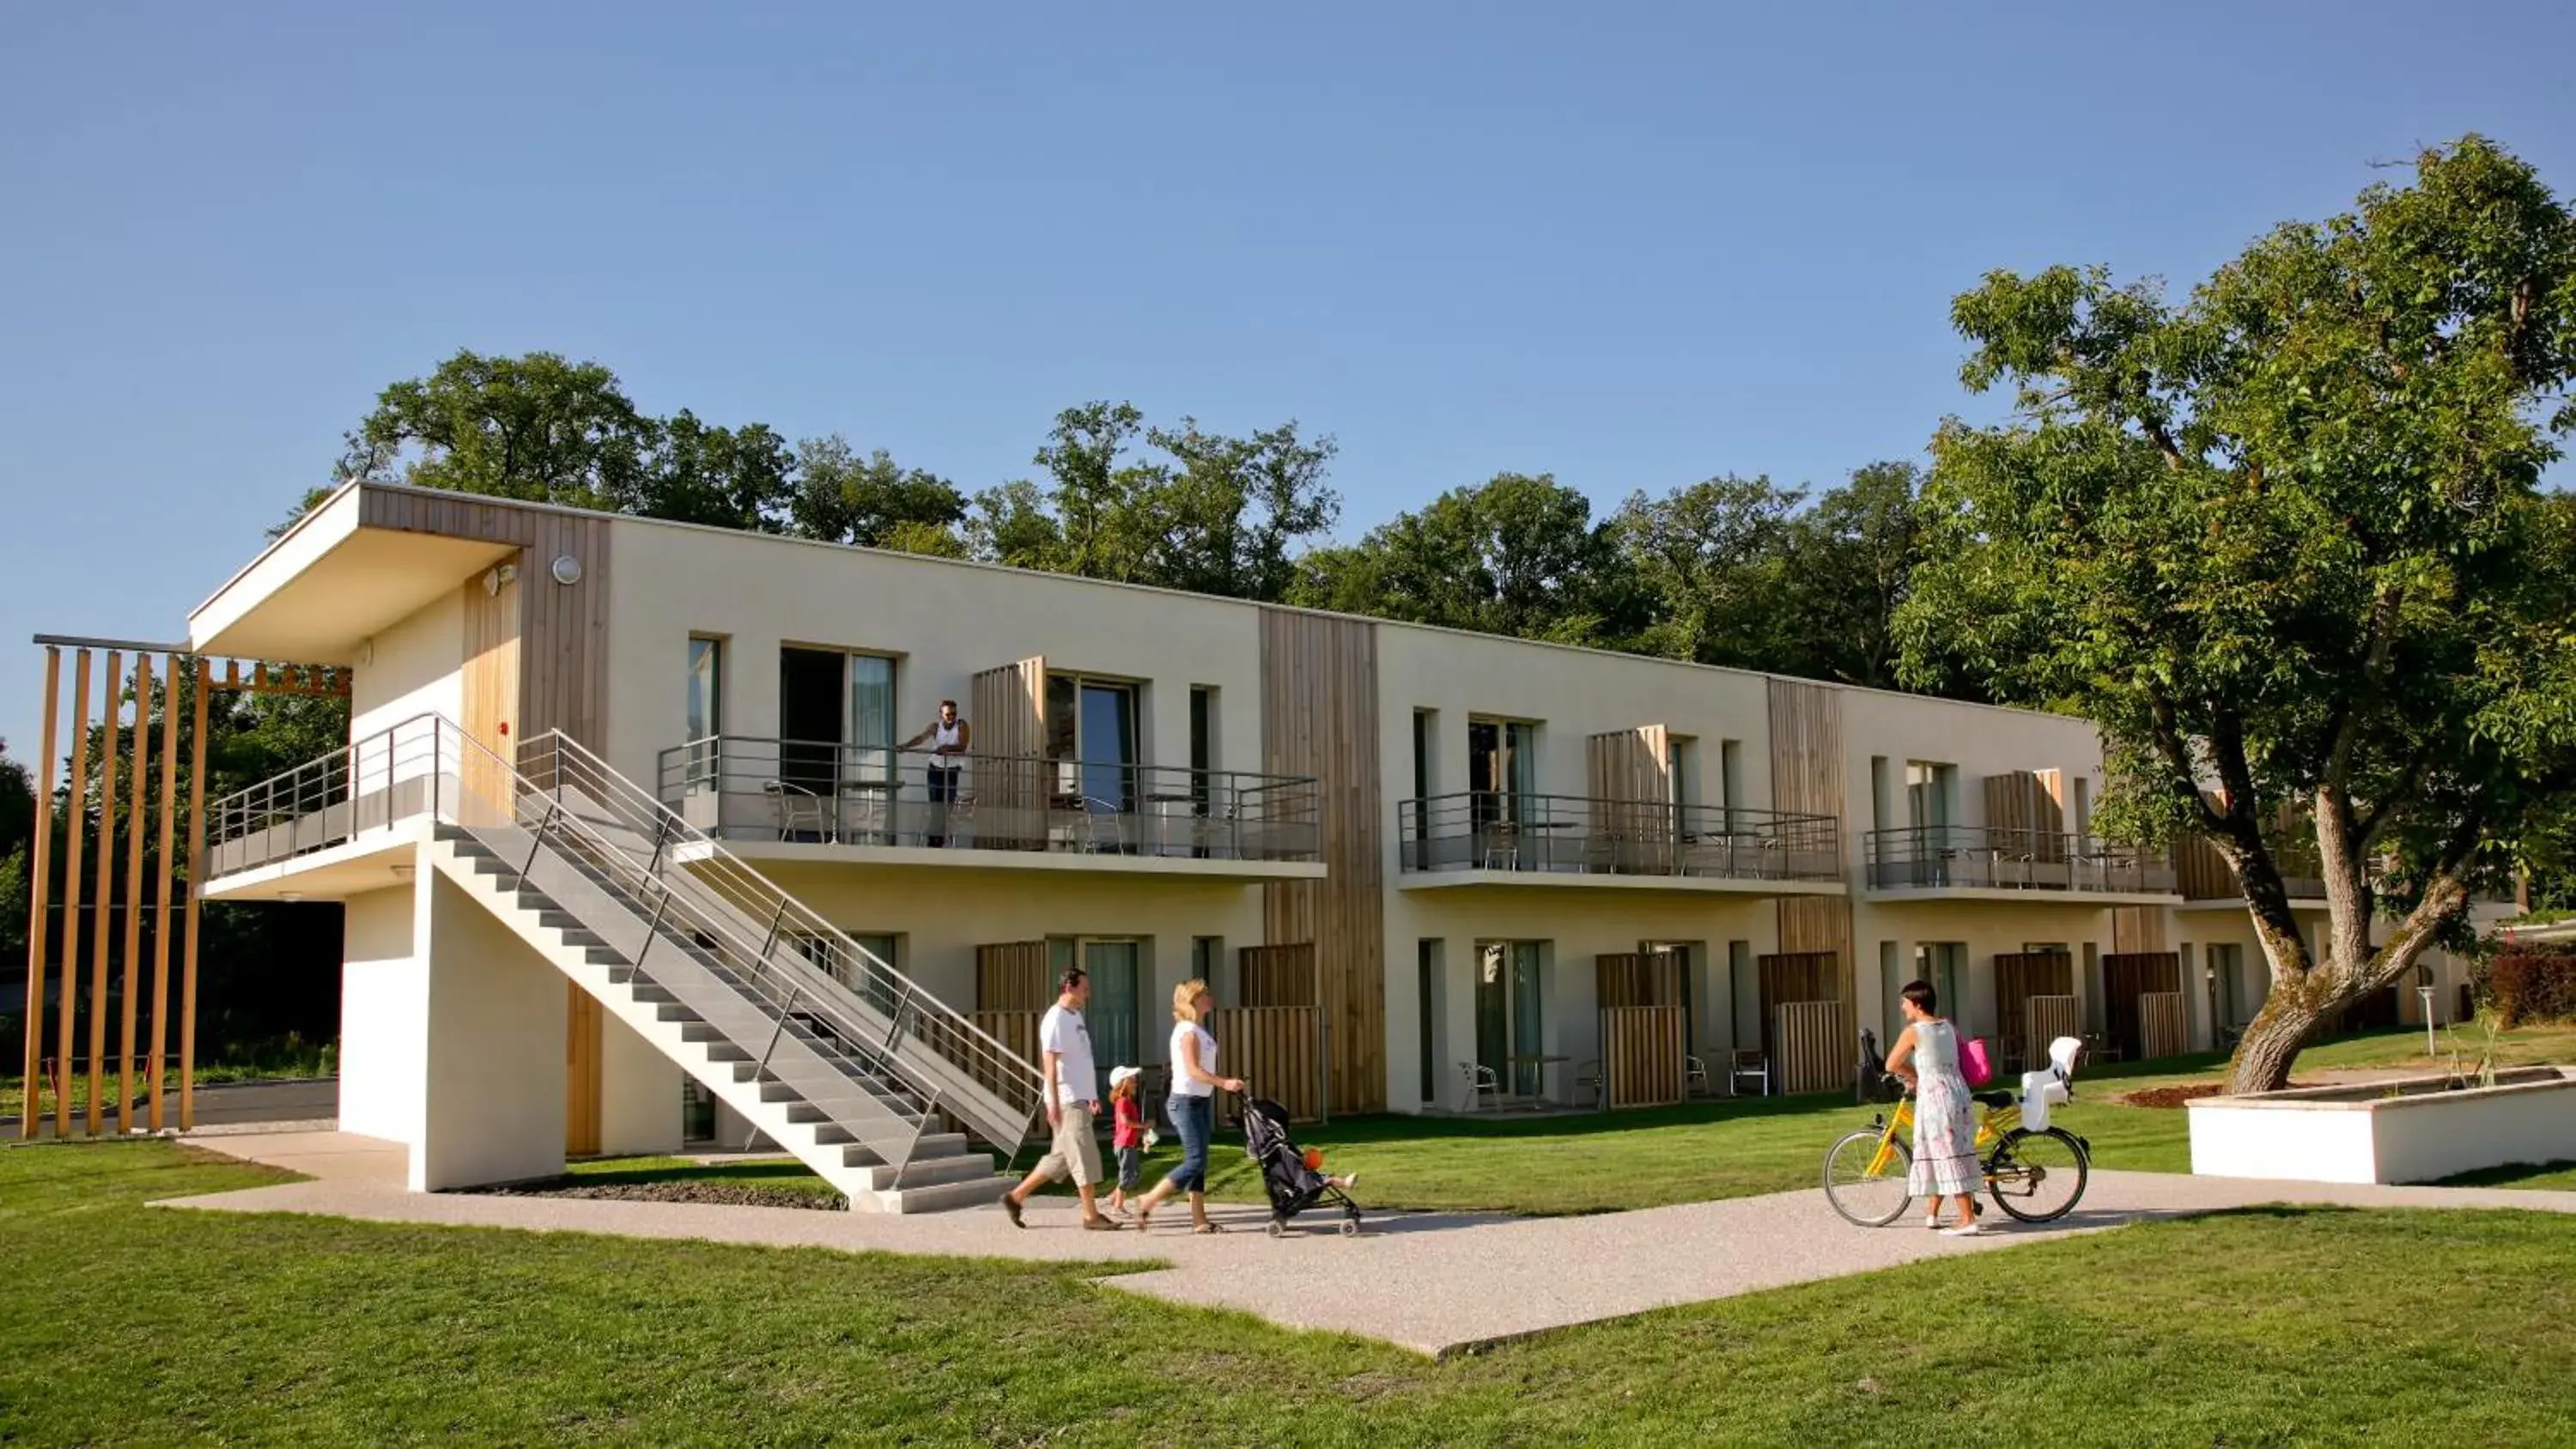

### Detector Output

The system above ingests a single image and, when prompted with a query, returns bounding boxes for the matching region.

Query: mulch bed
[486,1181,850,1211]
[2118,1082,2317,1109]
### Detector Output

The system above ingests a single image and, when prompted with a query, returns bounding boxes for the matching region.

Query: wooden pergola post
[17,648,60,1141]
[149,655,180,1131]
[180,655,210,1131]
[86,649,122,1138]
[57,652,93,1139]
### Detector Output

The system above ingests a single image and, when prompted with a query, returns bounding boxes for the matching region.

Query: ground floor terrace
[8,1026,2576,1447]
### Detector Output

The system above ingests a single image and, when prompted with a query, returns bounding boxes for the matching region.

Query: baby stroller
[1241,1095,1364,1238]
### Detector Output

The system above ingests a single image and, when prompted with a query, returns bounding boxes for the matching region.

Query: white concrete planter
[2186,1067,2576,1185]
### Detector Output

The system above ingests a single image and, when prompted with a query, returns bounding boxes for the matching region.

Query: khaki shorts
[1030,1102,1103,1187]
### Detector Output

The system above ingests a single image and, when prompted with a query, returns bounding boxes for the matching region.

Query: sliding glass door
[1474,941,1548,1098]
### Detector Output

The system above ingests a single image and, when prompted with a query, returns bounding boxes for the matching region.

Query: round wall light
[550,554,582,585]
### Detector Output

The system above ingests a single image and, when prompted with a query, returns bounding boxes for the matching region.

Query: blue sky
[3,2,2573,758]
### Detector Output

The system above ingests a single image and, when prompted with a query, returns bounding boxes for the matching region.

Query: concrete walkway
[168,1131,2576,1357]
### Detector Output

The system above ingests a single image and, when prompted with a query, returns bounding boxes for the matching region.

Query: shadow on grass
[562,1157,843,1195]
[2428,1159,2576,1189]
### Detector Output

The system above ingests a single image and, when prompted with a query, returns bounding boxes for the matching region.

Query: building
[149,482,2494,1203]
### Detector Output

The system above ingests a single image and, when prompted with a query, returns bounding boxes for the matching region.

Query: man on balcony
[901,700,969,846]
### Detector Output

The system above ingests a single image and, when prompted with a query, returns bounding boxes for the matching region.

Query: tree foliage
[1896,136,2576,1090]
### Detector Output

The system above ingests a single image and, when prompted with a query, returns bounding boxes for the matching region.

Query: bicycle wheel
[1985,1127,2088,1223]
[1823,1129,1914,1227]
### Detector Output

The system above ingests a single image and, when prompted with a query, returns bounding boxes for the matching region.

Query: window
[1870,755,1893,832]
[2211,943,2245,1028]
[1719,740,1743,828]
[1411,710,1438,868]
[1668,737,1699,839]
[1049,935,1141,1091]
[1189,687,1216,818]
[1913,943,1966,1021]
[1046,671,1141,814]
[778,646,898,791]
[1476,941,1547,1097]
[1191,936,1224,1002]
[1418,940,1442,1103]
[1905,761,1957,830]
[1468,718,1539,836]
[684,637,724,785]
[848,933,901,1018]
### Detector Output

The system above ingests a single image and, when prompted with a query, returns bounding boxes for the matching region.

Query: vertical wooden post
[54,650,92,1139]
[117,653,153,1135]
[19,648,61,1141]
[149,654,181,1132]
[87,650,123,1138]
[180,656,210,1131]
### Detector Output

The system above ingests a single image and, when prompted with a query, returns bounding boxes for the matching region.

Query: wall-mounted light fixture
[550,554,582,585]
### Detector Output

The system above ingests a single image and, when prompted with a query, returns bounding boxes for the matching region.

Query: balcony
[1862,826,2179,905]
[1395,792,1844,896]
[656,737,1324,881]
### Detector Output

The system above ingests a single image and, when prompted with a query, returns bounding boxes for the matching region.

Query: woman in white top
[1134,978,1242,1234]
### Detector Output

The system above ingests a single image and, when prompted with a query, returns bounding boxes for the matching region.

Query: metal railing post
[890,1085,944,1187]
[521,800,560,880]
[633,886,671,972]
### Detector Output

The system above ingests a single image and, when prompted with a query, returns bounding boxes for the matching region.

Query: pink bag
[1959,1036,1995,1088]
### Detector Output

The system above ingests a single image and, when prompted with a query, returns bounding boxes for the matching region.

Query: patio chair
[1458,1061,1503,1113]
[1684,1054,1710,1097]
[1479,821,1522,871]
[1573,1058,1605,1110]
[764,779,832,842]
[1728,1049,1771,1098]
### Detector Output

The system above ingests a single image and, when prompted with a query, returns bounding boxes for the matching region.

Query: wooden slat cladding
[1600,1005,1687,1107]
[2104,952,2182,1059]
[1595,952,1680,1009]
[1993,952,2074,1067]
[2111,906,2167,954]
[957,1010,1044,1107]
[2137,991,2188,1060]
[1211,1005,1325,1124]
[969,658,1047,851]
[355,485,611,752]
[976,941,1053,1011]
[2172,829,2237,900]
[1238,943,1317,1007]
[17,650,60,1140]
[2026,994,2081,1070]
[565,985,603,1155]
[1756,950,1838,1068]
[1775,999,1853,1095]
[1585,725,1673,873]
[1983,771,2067,861]
[1258,609,1384,1115]
[1765,679,1852,1000]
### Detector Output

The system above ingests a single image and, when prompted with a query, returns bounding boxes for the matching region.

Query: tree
[785,435,969,554]
[1897,136,2576,1092]
[629,411,795,531]
[0,739,31,968]
[1608,474,1802,667]
[337,349,658,510]
[1296,473,1632,644]
[1772,462,1941,692]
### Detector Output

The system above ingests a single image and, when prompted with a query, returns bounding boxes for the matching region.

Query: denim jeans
[1164,1093,1213,1193]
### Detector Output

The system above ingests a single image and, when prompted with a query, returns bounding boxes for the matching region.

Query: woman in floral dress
[1886,979,1986,1235]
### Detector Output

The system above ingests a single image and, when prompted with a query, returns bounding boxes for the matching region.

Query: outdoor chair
[1573,1058,1605,1109]
[1728,1049,1771,1098]
[1480,822,1522,871]
[1458,1060,1503,1113]
[765,779,832,842]
[1684,1054,1710,1097]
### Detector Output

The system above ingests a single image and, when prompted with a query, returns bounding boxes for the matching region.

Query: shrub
[2487,949,2576,1028]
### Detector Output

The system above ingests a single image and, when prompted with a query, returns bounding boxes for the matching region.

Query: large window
[1476,941,1546,1098]
[1046,671,1141,814]
[1905,761,1958,830]
[685,637,724,785]
[779,646,898,793]
[1049,936,1141,1096]
[1468,718,1539,837]
[1913,943,1967,1024]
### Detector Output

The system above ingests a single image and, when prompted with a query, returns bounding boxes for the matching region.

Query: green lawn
[6,1140,2576,1446]
[2434,1160,2576,1191]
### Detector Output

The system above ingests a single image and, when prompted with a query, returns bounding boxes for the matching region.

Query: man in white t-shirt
[999,967,1121,1230]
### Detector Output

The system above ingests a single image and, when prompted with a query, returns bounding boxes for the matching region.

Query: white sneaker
[1923,1215,1944,1231]
[1941,1221,1988,1237]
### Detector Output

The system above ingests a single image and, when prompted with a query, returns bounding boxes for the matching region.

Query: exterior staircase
[208,714,1046,1213]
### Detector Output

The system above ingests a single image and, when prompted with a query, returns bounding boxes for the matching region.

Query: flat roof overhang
[187,485,517,662]
[1860,887,2185,908]
[670,840,1327,882]
[1398,870,1845,898]
[2172,896,2330,914]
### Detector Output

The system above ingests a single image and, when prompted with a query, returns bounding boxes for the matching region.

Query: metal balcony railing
[1396,792,1841,882]
[655,736,1322,864]
[1864,825,2177,894]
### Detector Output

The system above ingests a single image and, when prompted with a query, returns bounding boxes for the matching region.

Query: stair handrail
[503,729,1048,1132]
[211,713,1046,1156]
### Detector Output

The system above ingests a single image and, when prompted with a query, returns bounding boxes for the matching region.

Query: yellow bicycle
[1822,1038,2091,1227]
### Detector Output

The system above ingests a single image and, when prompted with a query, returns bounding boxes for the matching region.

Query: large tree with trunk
[1896,136,2576,1092]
